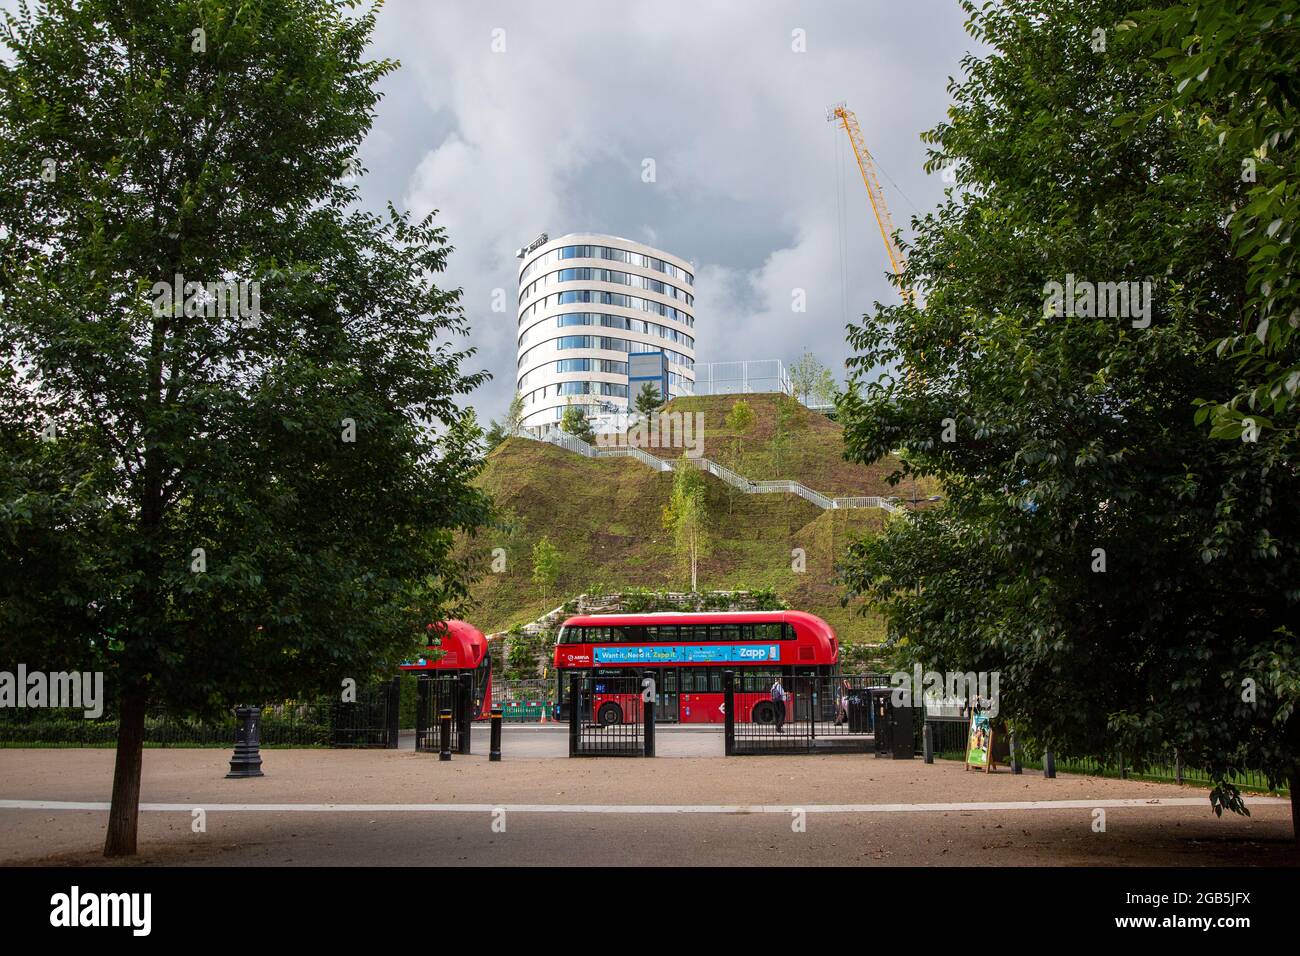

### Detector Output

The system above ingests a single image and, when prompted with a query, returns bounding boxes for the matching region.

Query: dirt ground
[0,743,1294,866]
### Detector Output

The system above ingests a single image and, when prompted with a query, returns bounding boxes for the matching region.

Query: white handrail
[534,428,895,512]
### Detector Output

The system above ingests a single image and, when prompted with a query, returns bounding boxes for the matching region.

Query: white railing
[535,428,894,512]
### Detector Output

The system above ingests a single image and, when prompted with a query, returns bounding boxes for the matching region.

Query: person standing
[836,679,850,726]
[771,675,787,733]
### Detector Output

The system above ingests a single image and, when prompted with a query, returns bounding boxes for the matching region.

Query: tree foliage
[789,350,837,405]
[0,0,492,853]
[634,381,664,418]
[560,399,595,443]
[1125,3,1300,442]
[662,456,709,592]
[836,0,1299,817]
[531,535,561,599]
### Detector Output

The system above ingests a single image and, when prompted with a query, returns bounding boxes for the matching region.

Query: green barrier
[500,701,553,723]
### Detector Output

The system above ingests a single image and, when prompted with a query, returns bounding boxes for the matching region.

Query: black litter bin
[890,702,915,759]
[868,690,917,758]
[870,689,893,755]
[846,691,870,733]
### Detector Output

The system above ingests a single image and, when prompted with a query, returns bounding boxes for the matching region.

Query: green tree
[531,536,561,599]
[789,350,836,406]
[503,391,526,437]
[505,628,545,680]
[770,395,796,473]
[723,399,755,513]
[836,0,1299,830]
[0,0,492,856]
[1129,4,1300,445]
[662,456,710,591]
[634,381,664,418]
[559,399,596,444]
[484,419,510,451]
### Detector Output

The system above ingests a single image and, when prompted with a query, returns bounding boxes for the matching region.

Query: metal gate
[568,673,648,757]
[328,678,401,748]
[724,672,888,755]
[415,673,473,754]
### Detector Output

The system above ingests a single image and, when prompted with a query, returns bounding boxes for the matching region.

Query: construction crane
[826,102,913,305]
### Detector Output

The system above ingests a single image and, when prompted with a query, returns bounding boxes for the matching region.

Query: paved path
[400,724,737,757]
[0,747,1293,866]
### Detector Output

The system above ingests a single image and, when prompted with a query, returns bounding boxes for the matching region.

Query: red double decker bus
[400,619,492,720]
[553,610,839,725]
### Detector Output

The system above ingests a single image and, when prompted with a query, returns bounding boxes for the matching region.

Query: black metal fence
[0,681,401,749]
[328,678,401,748]
[568,673,647,757]
[724,672,891,755]
[415,673,473,755]
[925,716,970,758]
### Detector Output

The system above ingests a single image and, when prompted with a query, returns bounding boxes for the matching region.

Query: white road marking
[0,797,1287,814]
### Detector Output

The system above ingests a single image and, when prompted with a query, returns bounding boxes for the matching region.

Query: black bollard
[1010,732,1022,774]
[642,670,656,758]
[226,706,265,778]
[1044,749,1056,778]
[439,708,452,761]
[723,670,735,757]
[568,673,580,757]
[457,672,473,755]
[923,721,934,764]
[489,707,503,762]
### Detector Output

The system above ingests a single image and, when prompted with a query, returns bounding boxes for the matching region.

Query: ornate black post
[226,706,264,778]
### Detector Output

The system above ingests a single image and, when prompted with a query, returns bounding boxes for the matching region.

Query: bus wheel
[751,702,775,724]
[597,702,623,726]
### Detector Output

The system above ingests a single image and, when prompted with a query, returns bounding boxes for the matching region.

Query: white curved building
[516,233,696,434]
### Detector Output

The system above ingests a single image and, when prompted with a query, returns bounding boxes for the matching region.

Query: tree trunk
[103,688,147,857]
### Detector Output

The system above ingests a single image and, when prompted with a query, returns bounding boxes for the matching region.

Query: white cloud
[360,0,977,421]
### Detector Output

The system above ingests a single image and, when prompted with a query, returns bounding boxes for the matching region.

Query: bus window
[708,669,724,692]
[721,624,741,642]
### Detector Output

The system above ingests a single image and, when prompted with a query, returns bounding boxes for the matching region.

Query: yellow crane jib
[827,102,913,305]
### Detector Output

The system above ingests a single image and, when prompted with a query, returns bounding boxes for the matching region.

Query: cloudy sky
[353,1,981,422]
